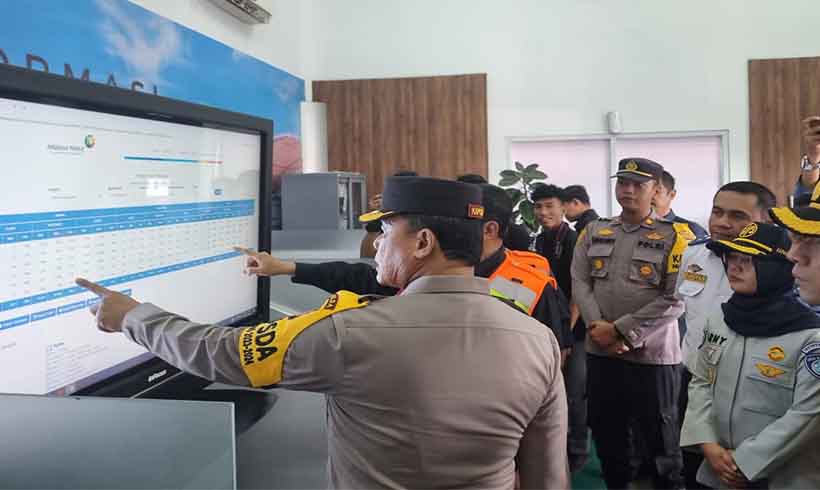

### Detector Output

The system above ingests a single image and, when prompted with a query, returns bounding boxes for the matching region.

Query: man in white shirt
[675,181,776,488]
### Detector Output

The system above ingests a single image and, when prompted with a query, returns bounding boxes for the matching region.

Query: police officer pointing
[77,176,569,490]
[572,158,693,489]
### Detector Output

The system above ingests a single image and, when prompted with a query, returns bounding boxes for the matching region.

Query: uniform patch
[802,342,820,380]
[756,362,785,378]
[646,232,665,240]
[683,271,707,283]
[598,228,615,236]
[644,218,654,225]
[593,259,605,270]
[638,240,665,250]
[768,346,786,362]
[639,264,654,277]
[707,367,717,384]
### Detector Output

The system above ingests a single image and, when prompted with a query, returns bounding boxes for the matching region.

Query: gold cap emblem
[739,223,758,238]
[625,161,639,171]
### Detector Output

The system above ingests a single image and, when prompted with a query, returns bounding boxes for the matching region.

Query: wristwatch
[801,154,820,171]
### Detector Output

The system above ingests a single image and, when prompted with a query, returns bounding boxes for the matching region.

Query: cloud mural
[0,0,305,184]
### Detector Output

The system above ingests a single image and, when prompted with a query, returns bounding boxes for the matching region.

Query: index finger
[75,278,112,297]
[233,246,260,257]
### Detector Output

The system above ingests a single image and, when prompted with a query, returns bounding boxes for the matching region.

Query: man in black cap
[456,173,533,251]
[246,182,573,351]
[76,176,569,489]
[561,184,600,234]
[771,180,820,309]
[572,158,694,489]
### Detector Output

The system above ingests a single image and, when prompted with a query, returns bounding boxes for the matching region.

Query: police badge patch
[801,342,820,380]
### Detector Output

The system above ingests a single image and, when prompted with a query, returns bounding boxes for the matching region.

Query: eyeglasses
[801,156,820,171]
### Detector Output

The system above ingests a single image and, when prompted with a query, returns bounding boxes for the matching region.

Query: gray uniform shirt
[122,275,569,490]
[680,308,820,489]
[571,214,688,365]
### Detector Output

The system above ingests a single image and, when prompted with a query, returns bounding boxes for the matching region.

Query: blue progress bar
[124,156,222,164]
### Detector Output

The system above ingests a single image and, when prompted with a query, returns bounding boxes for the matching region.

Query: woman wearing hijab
[680,222,820,490]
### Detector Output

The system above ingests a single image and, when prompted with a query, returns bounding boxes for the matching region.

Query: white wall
[308,0,820,183]
[129,0,314,82]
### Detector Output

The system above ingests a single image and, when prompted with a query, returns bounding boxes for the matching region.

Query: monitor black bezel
[0,64,273,398]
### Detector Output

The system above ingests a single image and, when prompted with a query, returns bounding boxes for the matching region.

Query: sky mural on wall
[0,0,305,186]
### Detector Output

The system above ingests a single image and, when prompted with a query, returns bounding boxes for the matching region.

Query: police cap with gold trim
[359,176,485,223]
[706,222,791,261]
[769,180,820,237]
[611,157,663,183]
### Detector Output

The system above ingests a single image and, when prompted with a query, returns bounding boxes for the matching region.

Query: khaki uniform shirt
[571,213,689,365]
[122,275,569,490]
[680,308,820,489]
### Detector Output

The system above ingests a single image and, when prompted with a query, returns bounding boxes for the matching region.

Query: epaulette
[358,294,387,304]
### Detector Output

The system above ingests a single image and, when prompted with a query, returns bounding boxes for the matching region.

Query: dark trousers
[587,354,684,490]
[565,336,589,462]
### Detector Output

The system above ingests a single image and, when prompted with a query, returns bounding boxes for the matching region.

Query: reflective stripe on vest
[488,250,551,315]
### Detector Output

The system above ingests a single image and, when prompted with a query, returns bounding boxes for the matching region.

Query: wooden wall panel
[313,74,488,197]
[749,57,820,205]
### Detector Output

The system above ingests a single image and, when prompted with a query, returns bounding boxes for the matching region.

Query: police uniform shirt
[121,275,569,490]
[680,308,820,489]
[571,213,690,365]
[675,241,732,368]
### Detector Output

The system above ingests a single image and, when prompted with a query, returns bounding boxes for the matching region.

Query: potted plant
[498,162,548,232]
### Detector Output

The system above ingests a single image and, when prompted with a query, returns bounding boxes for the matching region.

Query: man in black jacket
[561,185,599,234]
[532,183,589,473]
[242,182,573,351]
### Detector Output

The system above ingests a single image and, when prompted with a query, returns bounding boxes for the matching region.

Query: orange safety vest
[488,250,556,315]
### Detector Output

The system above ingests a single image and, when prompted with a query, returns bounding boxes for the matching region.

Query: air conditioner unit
[207,0,271,25]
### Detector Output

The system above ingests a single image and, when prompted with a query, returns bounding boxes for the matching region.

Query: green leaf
[525,163,539,173]
[499,175,521,187]
[515,161,525,172]
[528,169,548,180]
[499,169,518,180]
[523,216,538,232]
[519,199,535,225]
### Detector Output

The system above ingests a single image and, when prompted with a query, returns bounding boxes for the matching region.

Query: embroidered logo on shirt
[644,218,654,225]
[645,232,665,240]
[768,346,786,362]
[756,363,785,378]
[639,264,654,277]
[593,259,605,270]
[801,342,820,380]
[598,228,615,236]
